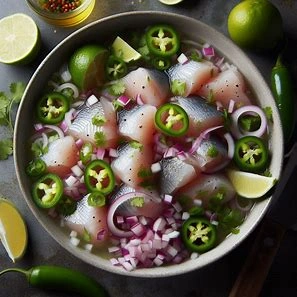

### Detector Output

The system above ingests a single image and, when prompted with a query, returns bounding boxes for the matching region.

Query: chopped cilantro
[190,51,202,62]
[0,138,13,160]
[170,79,186,96]
[83,228,92,242]
[108,80,126,96]
[92,114,106,126]
[137,168,153,178]
[130,141,143,151]
[94,131,106,147]
[263,106,273,123]
[207,145,219,158]
[130,196,145,208]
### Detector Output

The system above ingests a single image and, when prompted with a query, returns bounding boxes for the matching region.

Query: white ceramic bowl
[14,11,284,277]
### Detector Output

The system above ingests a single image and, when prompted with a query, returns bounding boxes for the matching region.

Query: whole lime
[68,44,108,91]
[227,0,283,51]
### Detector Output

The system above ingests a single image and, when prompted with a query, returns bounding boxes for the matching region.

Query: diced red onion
[202,46,215,57]
[110,258,119,266]
[71,164,83,177]
[75,138,84,150]
[117,95,131,106]
[64,175,77,187]
[84,243,93,252]
[163,194,173,204]
[56,83,79,98]
[176,151,188,161]
[224,132,235,159]
[163,147,178,158]
[96,148,106,160]
[108,148,118,158]
[131,223,146,237]
[182,212,190,220]
[216,101,224,111]
[86,94,99,107]
[228,99,235,113]
[177,53,189,64]
[70,237,80,246]
[190,252,199,260]
[230,105,268,139]
[153,217,166,232]
[126,216,139,225]
[34,123,44,131]
[151,162,161,173]
[97,229,106,241]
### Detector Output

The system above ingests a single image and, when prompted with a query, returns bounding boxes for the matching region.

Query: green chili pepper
[271,55,295,144]
[37,92,69,124]
[87,191,106,207]
[32,173,64,209]
[0,265,108,297]
[181,217,217,253]
[145,24,180,58]
[234,136,269,173]
[155,103,189,137]
[84,160,115,195]
[26,159,47,177]
[105,55,128,80]
[152,56,171,70]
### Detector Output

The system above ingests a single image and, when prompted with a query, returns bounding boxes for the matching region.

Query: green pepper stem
[0,268,31,280]
[275,54,284,68]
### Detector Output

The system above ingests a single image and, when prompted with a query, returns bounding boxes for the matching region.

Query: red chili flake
[41,0,81,13]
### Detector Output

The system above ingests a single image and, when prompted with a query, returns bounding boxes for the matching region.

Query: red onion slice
[107,192,160,238]
[230,105,267,139]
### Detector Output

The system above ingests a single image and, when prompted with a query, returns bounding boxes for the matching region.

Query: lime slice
[111,36,142,63]
[0,198,28,262]
[227,169,276,199]
[68,45,108,91]
[0,13,40,65]
[158,0,184,4]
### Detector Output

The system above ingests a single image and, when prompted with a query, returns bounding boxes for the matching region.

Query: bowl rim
[14,10,284,277]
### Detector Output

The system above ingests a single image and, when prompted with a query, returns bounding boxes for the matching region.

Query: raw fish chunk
[65,195,109,246]
[167,60,219,96]
[198,67,252,108]
[177,173,235,209]
[41,135,79,177]
[67,96,118,148]
[122,67,170,106]
[111,142,154,188]
[175,96,224,137]
[118,104,157,144]
[187,135,230,173]
[158,157,198,194]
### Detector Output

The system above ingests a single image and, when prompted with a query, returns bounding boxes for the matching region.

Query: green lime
[68,44,108,91]
[158,0,184,5]
[0,13,41,65]
[111,36,142,63]
[227,0,283,51]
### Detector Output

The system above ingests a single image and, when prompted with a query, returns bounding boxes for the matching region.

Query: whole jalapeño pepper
[0,265,108,297]
[271,55,296,145]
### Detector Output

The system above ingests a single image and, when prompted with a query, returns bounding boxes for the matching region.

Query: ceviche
[26,24,275,271]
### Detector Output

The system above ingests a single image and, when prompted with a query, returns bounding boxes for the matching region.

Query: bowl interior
[14,11,283,277]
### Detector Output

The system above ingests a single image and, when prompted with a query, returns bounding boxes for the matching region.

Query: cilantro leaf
[10,82,26,103]
[0,138,13,160]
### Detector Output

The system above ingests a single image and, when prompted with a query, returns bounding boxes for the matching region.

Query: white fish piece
[174,96,224,137]
[187,135,230,173]
[122,67,170,107]
[198,67,252,108]
[118,104,157,144]
[158,157,197,194]
[41,135,79,177]
[167,60,219,96]
[64,194,109,247]
[111,142,154,188]
[67,96,118,148]
[177,173,236,209]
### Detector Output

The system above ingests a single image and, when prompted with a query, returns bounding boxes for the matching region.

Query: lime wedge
[0,198,28,262]
[227,169,276,199]
[111,36,142,63]
[158,0,184,5]
[0,13,40,65]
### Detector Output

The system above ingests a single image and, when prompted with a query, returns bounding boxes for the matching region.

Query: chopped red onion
[163,194,173,204]
[182,212,190,220]
[126,216,139,225]
[117,95,131,106]
[96,148,106,160]
[230,105,268,139]
[64,175,78,187]
[110,258,119,266]
[151,162,161,173]
[153,217,166,232]
[131,223,146,237]
[202,46,215,57]
[190,252,199,260]
[109,148,118,158]
[228,99,235,113]
[70,237,80,246]
[75,138,84,149]
[163,147,178,158]
[34,123,44,131]
[177,53,189,64]
[70,230,78,238]
[97,229,106,241]
[86,94,99,107]
[71,164,84,177]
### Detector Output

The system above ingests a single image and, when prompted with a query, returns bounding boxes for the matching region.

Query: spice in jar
[41,0,82,13]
